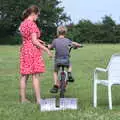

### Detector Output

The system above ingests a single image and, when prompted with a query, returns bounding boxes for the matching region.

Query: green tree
[37,0,70,42]
[101,15,116,43]
[67,19,95,43]
[67,15,120,43]
[0,0,70,44]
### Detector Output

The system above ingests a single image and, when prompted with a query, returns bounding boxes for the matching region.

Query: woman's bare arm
[31,33,52,57]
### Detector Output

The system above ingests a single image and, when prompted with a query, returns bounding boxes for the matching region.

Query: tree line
[0,0,120,44]
[67,16,120,43]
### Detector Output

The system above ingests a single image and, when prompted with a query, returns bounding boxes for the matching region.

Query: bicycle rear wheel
[60,71,66,98]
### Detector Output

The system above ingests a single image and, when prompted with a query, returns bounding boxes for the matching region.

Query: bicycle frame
[58,65,68,98]
[57,44,82,98]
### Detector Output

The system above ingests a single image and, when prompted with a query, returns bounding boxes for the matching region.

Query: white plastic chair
[93,53,120,109]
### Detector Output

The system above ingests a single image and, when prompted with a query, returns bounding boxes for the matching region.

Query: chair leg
[108,85,112,109]
[93,80,97,107]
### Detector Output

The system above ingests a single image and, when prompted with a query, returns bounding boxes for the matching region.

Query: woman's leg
[19,74,29,102]
[32,73,41,104]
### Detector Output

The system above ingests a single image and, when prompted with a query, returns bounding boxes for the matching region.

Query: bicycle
[40,44,83,111]
[56,44,83,98]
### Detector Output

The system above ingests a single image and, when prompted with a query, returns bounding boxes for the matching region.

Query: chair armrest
[95,67,107,72]
[94,68,107,81]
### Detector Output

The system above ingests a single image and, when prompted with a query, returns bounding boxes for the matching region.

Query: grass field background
[1,44,120,120]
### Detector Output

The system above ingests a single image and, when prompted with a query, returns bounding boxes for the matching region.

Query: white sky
[61,0,120,24]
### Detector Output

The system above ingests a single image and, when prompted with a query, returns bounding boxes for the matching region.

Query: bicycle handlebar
[68,44,84,53]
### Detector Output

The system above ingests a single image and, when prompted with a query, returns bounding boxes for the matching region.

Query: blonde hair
[57,26,67,36]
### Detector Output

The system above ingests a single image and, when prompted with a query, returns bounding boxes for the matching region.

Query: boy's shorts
[54,57,71,72]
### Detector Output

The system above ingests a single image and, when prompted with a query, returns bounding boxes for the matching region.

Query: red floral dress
[19,19,45,75]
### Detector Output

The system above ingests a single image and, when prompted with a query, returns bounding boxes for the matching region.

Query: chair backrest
[107,53,120,82]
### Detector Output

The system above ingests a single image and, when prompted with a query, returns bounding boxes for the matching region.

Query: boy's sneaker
[67,72,75,82]
[50,85,59,93]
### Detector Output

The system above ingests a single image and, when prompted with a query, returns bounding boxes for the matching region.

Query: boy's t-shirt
[51,38,72,59]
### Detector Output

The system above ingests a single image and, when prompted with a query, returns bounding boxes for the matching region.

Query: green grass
[1,44,120,120]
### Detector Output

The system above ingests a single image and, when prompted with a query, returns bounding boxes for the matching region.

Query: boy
[48,26,81,93]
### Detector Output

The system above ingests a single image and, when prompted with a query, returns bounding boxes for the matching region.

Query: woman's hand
[31,33,52,57]
[47,50,53,58]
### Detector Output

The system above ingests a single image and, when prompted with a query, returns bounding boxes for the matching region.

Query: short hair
[57,26,67,36]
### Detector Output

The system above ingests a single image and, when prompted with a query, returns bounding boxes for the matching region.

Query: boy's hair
[57,26,67,36]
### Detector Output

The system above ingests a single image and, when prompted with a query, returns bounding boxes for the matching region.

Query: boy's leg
[68,65,72,72]
[50,62,59,93]
[53,71,59,85]
[68,65,75,82]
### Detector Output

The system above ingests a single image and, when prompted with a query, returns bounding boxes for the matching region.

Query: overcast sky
[61,0,120,24]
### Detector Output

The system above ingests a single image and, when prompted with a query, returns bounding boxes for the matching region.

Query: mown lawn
[1,44,120,120]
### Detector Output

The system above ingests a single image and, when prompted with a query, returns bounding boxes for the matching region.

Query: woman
[19,5,52,104]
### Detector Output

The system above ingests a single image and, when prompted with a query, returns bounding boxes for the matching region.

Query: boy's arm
[72,41,81,47]
[48,40,55,50]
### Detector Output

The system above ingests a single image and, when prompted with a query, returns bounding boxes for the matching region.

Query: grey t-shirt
[51,38,72,59]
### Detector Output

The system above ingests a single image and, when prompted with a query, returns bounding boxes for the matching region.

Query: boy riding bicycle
[48,26,81,93]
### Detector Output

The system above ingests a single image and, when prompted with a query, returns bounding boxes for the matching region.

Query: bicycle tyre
[60,71,66,98]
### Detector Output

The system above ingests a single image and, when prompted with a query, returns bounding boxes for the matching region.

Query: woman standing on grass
[19,5,52,104]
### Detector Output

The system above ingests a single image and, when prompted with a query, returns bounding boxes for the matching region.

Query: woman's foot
[21,99,31,103]
[36,100,40,104]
